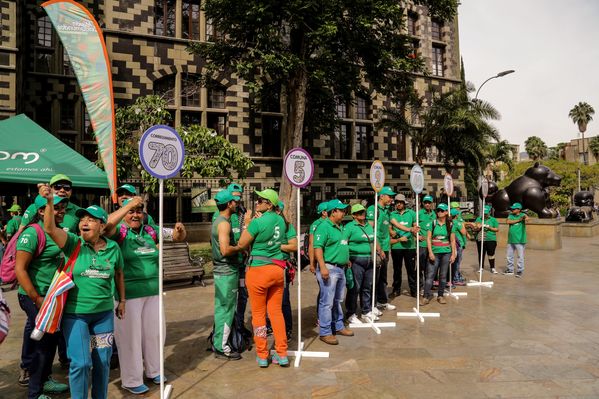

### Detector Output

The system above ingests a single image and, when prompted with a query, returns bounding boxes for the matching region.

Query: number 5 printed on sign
[293,160,305,184]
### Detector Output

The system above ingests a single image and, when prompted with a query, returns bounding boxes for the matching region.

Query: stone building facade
[2,0,464,222]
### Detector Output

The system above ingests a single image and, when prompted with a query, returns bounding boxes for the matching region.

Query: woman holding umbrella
[39,185,125,399]
[15,194,69,399]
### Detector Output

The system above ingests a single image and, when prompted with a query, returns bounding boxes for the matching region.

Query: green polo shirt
[62,232,123,314]
[313,218,349,265]
[5,215,22,238]
[282,222,297,261]
[310,217,326,235]
[474,216,498,241]
[430,221,452,254]
[452,220,467,249]
[391,209,416,250]
[16,222,64,297]
[367,203,391,252]
[507,214,527,244]
[21,201,82,233]
[418,209,436,248]
[343,220,374,258]
[111,222,160,299]
[247,211,286,266]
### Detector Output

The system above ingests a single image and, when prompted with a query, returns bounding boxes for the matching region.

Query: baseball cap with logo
[379,186,395,197]
[215,190,240,205]
[351,204,366,214]
[422,195,434,203]
[34,195,69,209]
[317,202,329,214]
[484,205,492,214]
[394,194,407,202]
[450,208,460,217]
[76,205,108,223]
[327,199,349,212]
[436,203,449,212]
[227,183,244,194]
[510,202,523,210]
[117,184,137,195]
[49,174,72,186]
[255,189,279,205]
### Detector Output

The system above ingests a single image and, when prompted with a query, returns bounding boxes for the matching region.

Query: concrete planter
[496,218,563,250]
[561,219,599,237]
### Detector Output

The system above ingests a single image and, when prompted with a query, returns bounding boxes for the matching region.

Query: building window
[336,101,349,118]
[205,18,223,42]
[62,48,74,76]
[261,84,281,113]
[181,111,201,126]
[154,75,176,105]
[408,40,419,59]
[261,116,282,157]
[407,12,418,36]
[207,113,227,136]
[431,19,443,41]
[208,84,226,109]
[60,101,76,131]
[155,0,176,37]
[37,16,53,47]
[356,96,370,120]
[332,124,351,159]
[432,45,444,77]
[182,0,201,40]
[181,74,201,107]
[355,124,373,160]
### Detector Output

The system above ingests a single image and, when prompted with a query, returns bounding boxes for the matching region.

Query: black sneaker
[515,272,523,278]
[18,368,29,386]
[214,350,242,360]
[503,270,514,276]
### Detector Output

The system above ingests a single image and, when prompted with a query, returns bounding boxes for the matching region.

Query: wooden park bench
[163,242,205,286]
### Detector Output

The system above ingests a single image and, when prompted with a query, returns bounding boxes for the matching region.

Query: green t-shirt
[367,203,391,252]
[430,220,452,254]
[62,232,123,314]
[16,222,64,296]
[281,222,297,261]
[418,209,436,248]
[247,211,286,266]
[343,220,374,257]
[212,211,241,242]
[313,218,349,265]
[507,214,527,244]
[5,215,22,238]
[452,220,467,249]
[211,214,242,274]
[310,218,325,235]
[21,201,81,233]
[474,216,498,241]
[111,222,160,299]
[390,209,416,250]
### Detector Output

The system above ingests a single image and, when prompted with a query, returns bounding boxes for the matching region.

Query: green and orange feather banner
[42,0,117,201]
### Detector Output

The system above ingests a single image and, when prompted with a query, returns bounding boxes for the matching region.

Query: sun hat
[76,205,108,223]
[394,194,407,202]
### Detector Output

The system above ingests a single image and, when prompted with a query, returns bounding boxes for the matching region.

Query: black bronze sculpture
[566,191,594,222]
[481,162,562,218]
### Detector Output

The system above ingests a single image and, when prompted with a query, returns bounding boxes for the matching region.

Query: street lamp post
[474,69,515,101]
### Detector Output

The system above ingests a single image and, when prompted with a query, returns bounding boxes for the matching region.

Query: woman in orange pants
[237,189,288,368]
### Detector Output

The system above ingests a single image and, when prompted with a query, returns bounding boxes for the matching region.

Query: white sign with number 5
[139,125,185,179]
[284,148,314,188]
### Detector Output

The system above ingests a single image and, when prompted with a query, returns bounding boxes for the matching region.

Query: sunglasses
[53,184,72,191]
[117,191,131,197]
[256,198,268,204]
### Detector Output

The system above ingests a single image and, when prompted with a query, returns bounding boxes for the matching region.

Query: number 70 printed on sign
[139,125,186,180]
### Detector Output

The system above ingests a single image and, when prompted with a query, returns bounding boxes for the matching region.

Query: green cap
[450,208,460,217]
[510,202,522,210]
[34,194,69,209]
[423,195,434,203]
[227,183,243,194]
[450,201,460,209]
[214,190,240,205]
[49,174,72,186]
[317,202,329,214]
[278,201,285,212]
[436,203,449,211]
[76,205,108,224]
[117,184,137,195]
[122,198,144,209]
[379,186,395,197]
[484,205,491,214]
[327,199,349,212]
[7,204,21,212]
[351,204,366,214]
[255,189,279,205]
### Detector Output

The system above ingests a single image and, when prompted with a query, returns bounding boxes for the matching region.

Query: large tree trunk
[279,68,308,228]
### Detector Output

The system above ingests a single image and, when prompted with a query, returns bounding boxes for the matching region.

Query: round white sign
[479,176,489,197]
[139,125,185,179]
[284,148,314,188]
[444,173,454,196]
[370,160,385,193]
[410,164,424,194]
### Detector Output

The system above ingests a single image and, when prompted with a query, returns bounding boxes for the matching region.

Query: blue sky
[458,0,599,149]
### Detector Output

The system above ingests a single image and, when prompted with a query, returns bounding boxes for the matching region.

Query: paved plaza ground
[1,236,599,398]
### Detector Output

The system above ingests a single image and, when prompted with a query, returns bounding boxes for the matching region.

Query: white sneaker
[347,314,361,324]
[372,307,383,316]
[362,312,380,322]
[491,268,498,274]
[377,302,396,310]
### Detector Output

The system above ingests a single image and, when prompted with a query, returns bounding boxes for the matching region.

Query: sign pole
[468,177,493,288]
[445,174,466,300]
[280,148,329,366]
[158,179,171,398]
[397,164,440,321]
[350,160,396,333]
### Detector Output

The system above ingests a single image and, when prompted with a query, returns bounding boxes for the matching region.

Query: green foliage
[524,136,548,161]
[568,102,594,133]
[111,95,253,194]
[589,136,599,159]
[485,139,514,181]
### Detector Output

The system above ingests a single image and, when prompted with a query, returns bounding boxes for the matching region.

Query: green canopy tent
[0,114,108,188]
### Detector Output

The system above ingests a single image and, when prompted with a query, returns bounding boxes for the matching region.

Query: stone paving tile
[1,236,599,398]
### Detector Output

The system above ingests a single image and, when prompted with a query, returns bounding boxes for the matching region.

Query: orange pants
[246,265,287,359]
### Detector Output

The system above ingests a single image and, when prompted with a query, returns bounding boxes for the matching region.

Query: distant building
[563,136,598,165]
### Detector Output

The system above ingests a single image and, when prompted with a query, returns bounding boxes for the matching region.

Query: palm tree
[485,140,514,181]
[569,102,595,164]
[524,136,548,160]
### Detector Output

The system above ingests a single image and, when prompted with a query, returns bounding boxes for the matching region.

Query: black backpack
[207,314,252,354]
[300,227,311,269]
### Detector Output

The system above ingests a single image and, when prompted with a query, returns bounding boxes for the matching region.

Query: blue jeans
[424,252,451,299]
[506,244,525,273]
[345,257,373,316]
[62,311,113,399]
[316,264,346,336]
[451,245,463,281]
[18,294,59,399]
